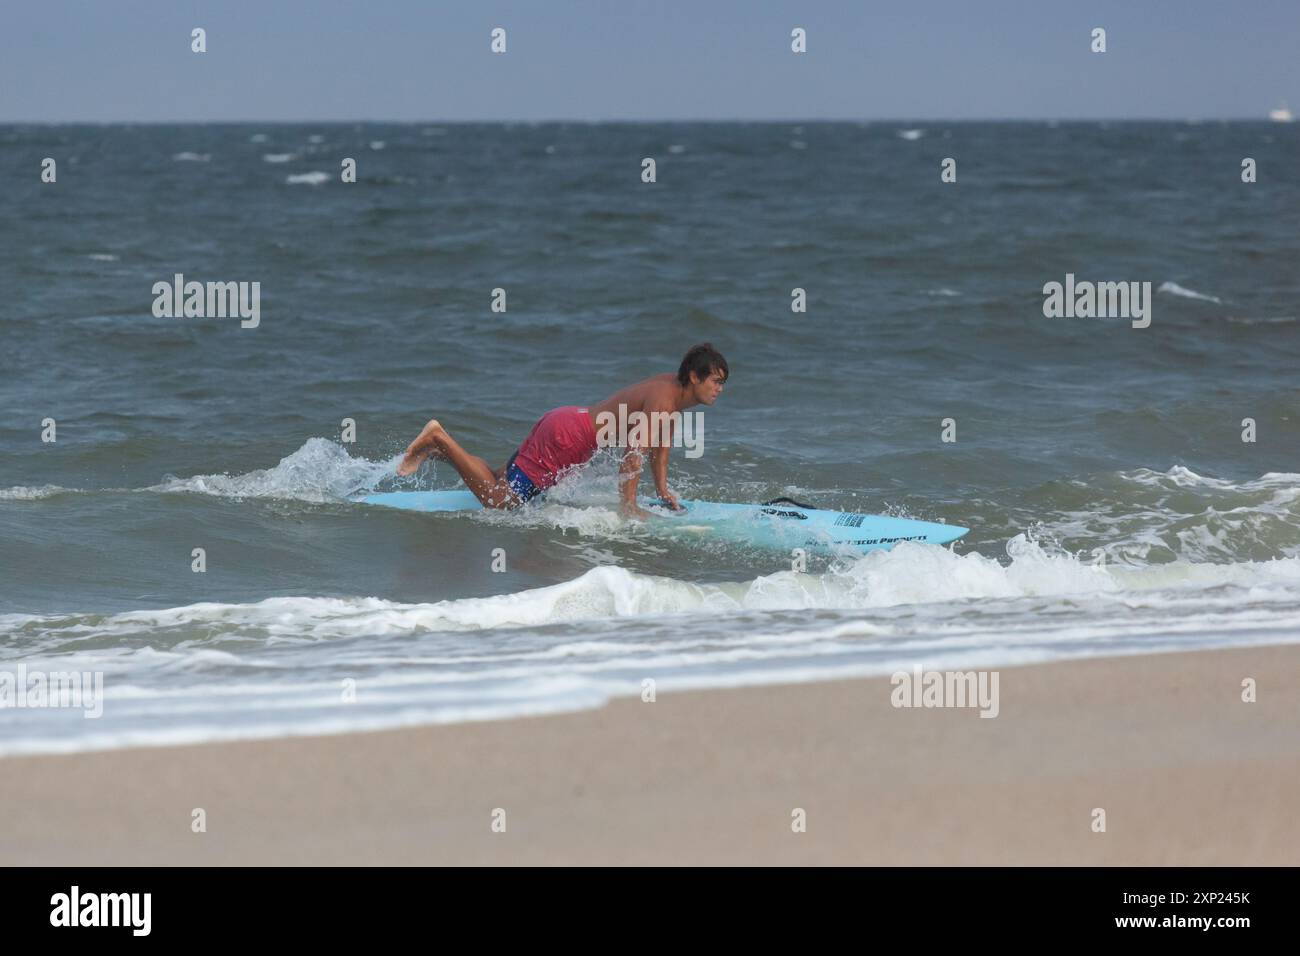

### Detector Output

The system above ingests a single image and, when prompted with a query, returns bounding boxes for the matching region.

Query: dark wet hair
[677,343,729,386]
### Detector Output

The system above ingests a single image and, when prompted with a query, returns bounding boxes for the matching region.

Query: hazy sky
[2,0,1297,122]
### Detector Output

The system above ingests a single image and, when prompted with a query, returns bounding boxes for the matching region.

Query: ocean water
[2,121,1299,754]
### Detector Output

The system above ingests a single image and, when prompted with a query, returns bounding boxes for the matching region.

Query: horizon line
[1,116,1292,125]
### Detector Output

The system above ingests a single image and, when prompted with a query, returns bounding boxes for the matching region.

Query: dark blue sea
[3,121,1299,752]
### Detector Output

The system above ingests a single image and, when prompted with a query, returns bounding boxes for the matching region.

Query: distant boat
[1269,102,1294,122]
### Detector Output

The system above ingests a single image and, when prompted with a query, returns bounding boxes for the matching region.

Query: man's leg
[397,419,520,509]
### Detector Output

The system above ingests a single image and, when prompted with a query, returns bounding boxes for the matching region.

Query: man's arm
[649,441,678,509]
[618,446,651,519]
[617,396,682,519]
[644,399,683,509]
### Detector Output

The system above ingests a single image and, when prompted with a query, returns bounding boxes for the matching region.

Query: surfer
[396,343,728,518]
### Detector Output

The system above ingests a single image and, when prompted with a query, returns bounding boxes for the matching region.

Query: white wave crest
[1157,281,1221,303]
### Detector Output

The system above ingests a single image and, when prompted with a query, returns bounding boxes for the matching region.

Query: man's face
[693,370,726,405]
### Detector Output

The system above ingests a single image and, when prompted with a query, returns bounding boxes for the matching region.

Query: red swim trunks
[512,406,598,490]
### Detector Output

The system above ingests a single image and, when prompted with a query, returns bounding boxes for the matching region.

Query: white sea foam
[12,454,1300,755]
[1226,315,1296,325]
[145,445,1300,566]
[286,171,329,185]
[1120,465,1300,491]
[0,484,73,500]
[1157,281,1221,303]
[9,543,1300,645]
[148,437,394,502]
[6,547,1300,755]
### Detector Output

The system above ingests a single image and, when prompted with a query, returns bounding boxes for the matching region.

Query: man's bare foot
[620,503,654,522]
[397,419,448,476]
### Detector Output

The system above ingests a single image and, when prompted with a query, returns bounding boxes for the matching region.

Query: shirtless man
[396,343,728,519]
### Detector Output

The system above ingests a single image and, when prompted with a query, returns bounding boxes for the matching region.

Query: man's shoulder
[642,374,678,404]
[605,373,676,411]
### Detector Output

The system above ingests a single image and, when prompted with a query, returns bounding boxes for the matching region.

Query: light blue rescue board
[357,491,969,555]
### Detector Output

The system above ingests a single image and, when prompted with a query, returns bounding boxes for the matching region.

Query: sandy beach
[1,644,1297,866]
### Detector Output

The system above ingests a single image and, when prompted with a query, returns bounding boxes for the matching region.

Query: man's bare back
[586,373,689,432]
